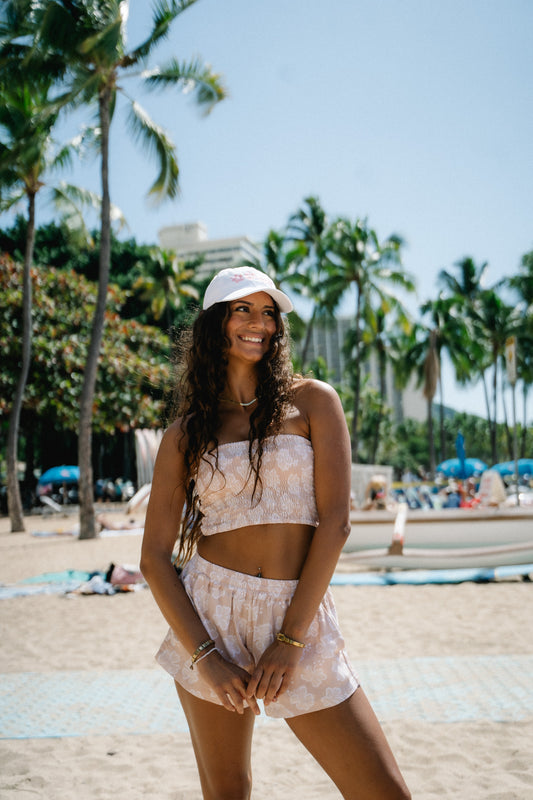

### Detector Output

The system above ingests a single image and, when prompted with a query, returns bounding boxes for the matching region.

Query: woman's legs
[285,688,411,800]
[176,682,256,800]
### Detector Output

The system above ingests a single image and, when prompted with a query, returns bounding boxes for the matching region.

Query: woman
[140,267,410,800]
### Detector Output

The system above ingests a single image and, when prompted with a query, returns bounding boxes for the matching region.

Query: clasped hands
[196,637,304,715]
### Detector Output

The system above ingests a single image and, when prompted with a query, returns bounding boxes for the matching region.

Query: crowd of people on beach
[357,471,533,512]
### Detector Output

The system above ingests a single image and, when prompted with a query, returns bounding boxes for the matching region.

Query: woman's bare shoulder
[292,376,340,405]
[159,418,188,455]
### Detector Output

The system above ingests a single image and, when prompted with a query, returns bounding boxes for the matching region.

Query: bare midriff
[197,523,316,580]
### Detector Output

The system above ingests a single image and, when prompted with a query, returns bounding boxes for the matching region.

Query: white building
[158,222,260,278]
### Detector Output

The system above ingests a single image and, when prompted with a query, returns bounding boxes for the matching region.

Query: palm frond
[110,199,127,231]
[78,17,123,61]
[123,0,197,65]
[34,2,78,56]
[142,57,227,112]
[53,180,100,211]
[52,180,127,239]
[46,72,103,115]
[51,124,101,171]
[127,100,179,201]
[0,183,25,211]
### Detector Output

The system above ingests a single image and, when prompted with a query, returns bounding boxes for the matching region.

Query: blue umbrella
[38,466,80,485]
[490,459,533,477]
[436,458,488,478]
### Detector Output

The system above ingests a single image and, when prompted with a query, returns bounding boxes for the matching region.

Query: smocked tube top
[196,434,319,536]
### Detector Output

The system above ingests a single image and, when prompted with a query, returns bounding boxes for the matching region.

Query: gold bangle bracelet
[276,632,305,648]
[190,638,215,669]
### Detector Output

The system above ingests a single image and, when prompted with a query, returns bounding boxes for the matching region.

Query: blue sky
[6,0,533,422]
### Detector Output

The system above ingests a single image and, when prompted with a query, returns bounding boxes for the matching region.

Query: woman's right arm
[140,422,259,714]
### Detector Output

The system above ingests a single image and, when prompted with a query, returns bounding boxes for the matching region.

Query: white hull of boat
[345,507,533,568]
[342,541,533,570]
[347,507,533,549]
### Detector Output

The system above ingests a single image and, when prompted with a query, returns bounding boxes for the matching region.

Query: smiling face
[224,291,278,364]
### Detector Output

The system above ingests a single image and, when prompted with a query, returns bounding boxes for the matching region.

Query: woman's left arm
[247,379,352,704]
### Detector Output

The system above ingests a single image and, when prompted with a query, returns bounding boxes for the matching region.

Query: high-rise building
[302,317,427,423]
[158,222,260,278]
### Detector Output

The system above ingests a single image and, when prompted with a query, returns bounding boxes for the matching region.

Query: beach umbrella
[38,465,80,485]
[490,459,533,477]
[435,458,488,478]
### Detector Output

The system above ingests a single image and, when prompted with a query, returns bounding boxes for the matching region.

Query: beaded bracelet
[276,631,305,648]
[190,638,215,670]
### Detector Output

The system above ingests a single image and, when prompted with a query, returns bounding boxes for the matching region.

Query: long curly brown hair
[171,299,295,564]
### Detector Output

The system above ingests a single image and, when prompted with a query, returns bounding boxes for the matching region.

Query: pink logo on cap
[230,268,265,284]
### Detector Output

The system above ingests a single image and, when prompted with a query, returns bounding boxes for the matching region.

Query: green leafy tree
[133,248,199,331]
[0,254,170,439]
[21,0,226,537]
[0,215,95,271]
[0,217,169,322]
[356,379,394,465]
[387,418,430,479]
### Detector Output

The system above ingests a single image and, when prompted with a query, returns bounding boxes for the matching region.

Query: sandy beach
[1,509,532,799]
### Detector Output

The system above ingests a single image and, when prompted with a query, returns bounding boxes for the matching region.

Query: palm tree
[24,0,226,538]
[471,289,522,462]
[323,217,414,460]
[133,249,199,331]
[391,322,438,477]
[359,297,412,463]
[419,293,471,463]
[438,256,489,303]
[437,256,493,427]
[287,196,332,369]
[508,251,533,454]
[0,52,96,531]
[0,80,53,532]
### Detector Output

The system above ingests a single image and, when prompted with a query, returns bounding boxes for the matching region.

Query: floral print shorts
[155,552,359,718]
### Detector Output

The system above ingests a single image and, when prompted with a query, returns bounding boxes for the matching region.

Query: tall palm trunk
[480,370,492,433]
[521,384,529,458]
[438,356,446,463]
[6,192,36,532]
[300,305,317,370]
[490,349,498,463]
[500,393,513,460]
[78,87,112,539]
[423,330,439,478]
[370,345,386,463]
[426,398,436,477]
[350,290,362,462]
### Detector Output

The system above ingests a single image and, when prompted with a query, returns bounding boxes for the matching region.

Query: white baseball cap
[203,267,293,313]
